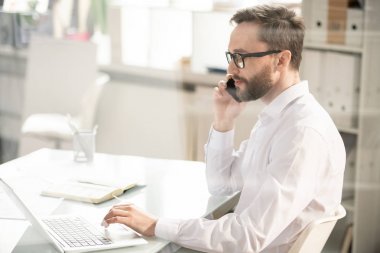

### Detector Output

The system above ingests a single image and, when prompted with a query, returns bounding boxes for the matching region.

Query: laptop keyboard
[42,216,112,248]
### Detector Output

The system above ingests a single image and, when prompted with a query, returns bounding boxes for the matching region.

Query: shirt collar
[259,80,309,122]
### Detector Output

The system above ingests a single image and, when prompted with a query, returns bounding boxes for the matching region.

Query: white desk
[0,149,239,253]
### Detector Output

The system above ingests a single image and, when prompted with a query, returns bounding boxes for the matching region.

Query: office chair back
[19,36,108,154]
[20,72,109,149]
[22,35,97,118]
[288,205,346,253]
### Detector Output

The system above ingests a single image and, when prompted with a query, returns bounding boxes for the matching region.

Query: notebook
[41,176,137,204]
[0,178,147,253]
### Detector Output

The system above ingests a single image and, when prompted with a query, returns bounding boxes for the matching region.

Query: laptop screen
[0,178,64,253]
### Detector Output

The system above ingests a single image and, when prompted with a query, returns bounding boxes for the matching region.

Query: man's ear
[276,50,292,70]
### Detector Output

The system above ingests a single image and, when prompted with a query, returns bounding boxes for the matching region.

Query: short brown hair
[231,5,305,70]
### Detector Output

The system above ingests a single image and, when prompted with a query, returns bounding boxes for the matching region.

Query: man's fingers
[105,216,130,226]
[102,208,131,227]
[101,220,109,227]
[214,80,228,96]
[102,204,138,227]
[103,208,131,221]
[112,204,133,210]
[218,80,227,89]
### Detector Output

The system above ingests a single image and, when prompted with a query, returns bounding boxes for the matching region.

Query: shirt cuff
[155,218,182,241]
[207,127,235,150]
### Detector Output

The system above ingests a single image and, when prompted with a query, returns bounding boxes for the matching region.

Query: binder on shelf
[345,8,364,47]
[327,0,349,45]
[309,9,328,43]
[321,51,360,128]
[307,0,328,43]
[300,49,323,98]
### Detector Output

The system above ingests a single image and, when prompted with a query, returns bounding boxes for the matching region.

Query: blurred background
[0,0,379,252]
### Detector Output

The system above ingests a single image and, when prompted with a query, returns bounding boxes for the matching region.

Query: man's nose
[227,60,240,76]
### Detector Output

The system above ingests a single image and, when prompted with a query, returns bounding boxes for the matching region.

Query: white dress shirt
[155,81,346,253]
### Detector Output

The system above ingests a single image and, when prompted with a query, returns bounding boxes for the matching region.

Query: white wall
[95,80,189,160]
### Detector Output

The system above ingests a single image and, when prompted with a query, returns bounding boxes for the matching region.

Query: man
[102,5,346,252]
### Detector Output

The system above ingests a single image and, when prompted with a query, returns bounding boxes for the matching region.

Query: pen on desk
[112,194,123,202]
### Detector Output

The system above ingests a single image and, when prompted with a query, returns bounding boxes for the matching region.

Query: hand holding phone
[226,78,241,102]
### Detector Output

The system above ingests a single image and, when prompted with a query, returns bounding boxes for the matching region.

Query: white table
[0,149,239,253]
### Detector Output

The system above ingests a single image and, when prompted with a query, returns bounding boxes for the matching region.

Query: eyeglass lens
[227,53,244,68]
[234,54,244,68]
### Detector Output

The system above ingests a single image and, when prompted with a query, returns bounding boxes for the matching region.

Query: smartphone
[226,78,241,102]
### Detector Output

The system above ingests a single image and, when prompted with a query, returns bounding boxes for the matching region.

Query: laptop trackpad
[104,223,140,242]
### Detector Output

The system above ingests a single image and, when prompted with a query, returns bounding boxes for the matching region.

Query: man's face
[227,22,276,102]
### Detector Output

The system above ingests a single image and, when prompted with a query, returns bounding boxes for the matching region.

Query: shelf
[304,42,363,55]
[100,64,224,87]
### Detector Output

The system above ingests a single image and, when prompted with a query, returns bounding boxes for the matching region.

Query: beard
[234,65,274,102]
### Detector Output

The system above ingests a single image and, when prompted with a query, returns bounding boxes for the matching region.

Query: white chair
[21,72,110,148]
[288,205,346,253]
[18,36,99,155]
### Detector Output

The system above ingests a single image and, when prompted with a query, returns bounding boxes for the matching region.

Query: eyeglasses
[225,50,281,69]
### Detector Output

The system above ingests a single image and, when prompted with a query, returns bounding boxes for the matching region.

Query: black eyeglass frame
[225,50,282,69]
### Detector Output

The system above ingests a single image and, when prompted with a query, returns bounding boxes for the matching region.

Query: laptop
[0,178,147,253]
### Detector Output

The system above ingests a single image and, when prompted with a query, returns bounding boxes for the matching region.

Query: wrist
[147,219,158,237]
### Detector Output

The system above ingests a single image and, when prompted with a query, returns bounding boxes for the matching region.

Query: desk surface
[0,149,239,253]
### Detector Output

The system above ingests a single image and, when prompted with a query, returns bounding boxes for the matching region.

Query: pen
[112,194,123,202]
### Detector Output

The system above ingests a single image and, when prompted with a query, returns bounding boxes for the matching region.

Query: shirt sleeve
[155,126,332,253]
[204,127,246,196]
